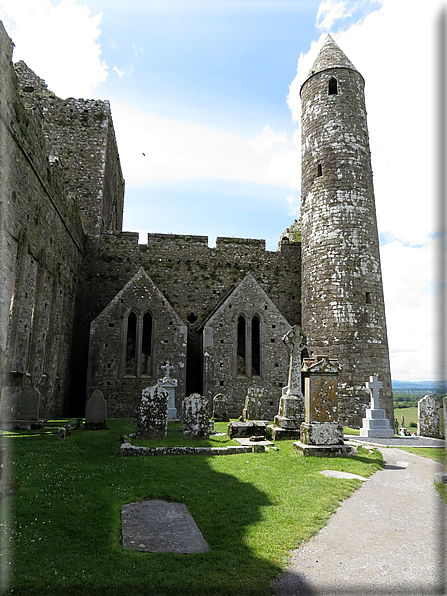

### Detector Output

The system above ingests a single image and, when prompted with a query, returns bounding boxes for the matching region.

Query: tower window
[317,164,322,177]
[328,77,338,95]
[365,292,371,304]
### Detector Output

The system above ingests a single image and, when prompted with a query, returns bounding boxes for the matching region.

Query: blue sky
[1,0,445,382]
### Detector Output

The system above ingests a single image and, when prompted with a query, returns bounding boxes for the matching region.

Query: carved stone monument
[417,395,440,438]
[294,356,352,457]
[360,375,394,438]
[85,389,108,430]
[15,378,43,430]
[183,394,209,439]
[157,361,178,421]
[271,325,306,440]
[212,393,229,422]
[242,387,265,421]
[137,384,169,439]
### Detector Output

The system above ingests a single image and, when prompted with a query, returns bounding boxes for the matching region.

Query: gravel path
[272,448,446,596]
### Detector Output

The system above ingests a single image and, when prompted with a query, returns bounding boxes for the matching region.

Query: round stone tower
[299,35,393,428]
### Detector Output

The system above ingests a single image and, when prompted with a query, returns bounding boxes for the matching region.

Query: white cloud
[316,0,351,31]
[112,103,300,189]
[0,0,108,98]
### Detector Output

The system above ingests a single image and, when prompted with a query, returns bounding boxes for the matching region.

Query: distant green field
[394,406,444,433]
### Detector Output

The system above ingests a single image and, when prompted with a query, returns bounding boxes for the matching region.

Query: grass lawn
[2,419,383,596]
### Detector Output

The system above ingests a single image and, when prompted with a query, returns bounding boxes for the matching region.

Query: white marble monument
[158,361,178,421]
[360,375,393,438]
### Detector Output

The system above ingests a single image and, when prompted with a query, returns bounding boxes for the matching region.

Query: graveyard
[3,417,383,595]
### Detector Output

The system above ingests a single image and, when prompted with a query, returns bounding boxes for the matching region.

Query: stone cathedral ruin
[0,24,393,429]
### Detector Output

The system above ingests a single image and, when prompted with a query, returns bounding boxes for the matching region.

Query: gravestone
[137,384,169,439]
[271,325,306,440]
[359,375,393,438]
[85,389,107,430]
[182,394,209,439]
[0,445,8,493]
[417,395,440,438]
[18,386,40,421]
[242,387,264,421]
[212,393,229,422]
[157,361,178,420]
[122,500,209,553]
[294,356,352,457]
[57,427,66,441]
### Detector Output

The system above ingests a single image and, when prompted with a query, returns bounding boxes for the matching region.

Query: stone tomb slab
[122,500,209,554]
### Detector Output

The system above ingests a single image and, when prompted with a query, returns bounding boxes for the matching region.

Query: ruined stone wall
[300,43,393,427]
[0,22,84,419]
[14,61,124,238]
[72,232,301,414]
[202,274,291,420]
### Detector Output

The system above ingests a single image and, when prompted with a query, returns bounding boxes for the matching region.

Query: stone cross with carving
[282,325,307,398]
[161,361,174,381]
[366,375,382,409]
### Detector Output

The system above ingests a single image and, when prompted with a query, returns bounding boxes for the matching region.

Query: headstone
[294,356,352,457]
[242,387,264,420]
[18,386,40,421]
[64,424,72,437]
[157,361,178,420]
[57,427,66,441]
[137,384,169,440]
[417,395,440,438]
[182,394,209,439]
[359,375,393,438]
[212,393,229,422]
[271,326,306,440]
[85,389,107,430]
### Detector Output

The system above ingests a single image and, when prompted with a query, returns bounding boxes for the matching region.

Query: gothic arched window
[237,315,246,376]
[251,316,261,376]
[125,312,137,375]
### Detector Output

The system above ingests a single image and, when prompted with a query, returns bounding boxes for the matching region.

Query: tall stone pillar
[299,35,393,427]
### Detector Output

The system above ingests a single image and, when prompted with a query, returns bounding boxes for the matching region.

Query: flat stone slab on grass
[122,500,209,554]
[234,437,274,447]
[319,470,367,481]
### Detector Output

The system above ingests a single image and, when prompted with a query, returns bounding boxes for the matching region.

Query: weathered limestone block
[137,384,169,440]
[295,356,352,456]
[242,387,264,420]
[227,420,267,439]
[182,394,209,439]
[417,395,440,438]
[85,389,107,430]
[212,394,229,422]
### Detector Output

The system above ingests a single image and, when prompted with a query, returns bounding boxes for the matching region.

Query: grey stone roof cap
[308,34,359,76]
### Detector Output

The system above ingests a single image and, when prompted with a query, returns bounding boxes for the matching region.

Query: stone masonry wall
[15,61,124,238]
[0,22,84,419]
[72,233,301,414]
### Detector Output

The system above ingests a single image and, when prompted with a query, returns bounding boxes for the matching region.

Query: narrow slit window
[328,77,338,95]
[125,312,137,375]
[365,292,371,304]
[317,163,322,177]
[252,316,260,376]
[237,315,246,376]
[141,312,152,375]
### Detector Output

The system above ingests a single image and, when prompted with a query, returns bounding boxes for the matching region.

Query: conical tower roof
[308,34,360,77]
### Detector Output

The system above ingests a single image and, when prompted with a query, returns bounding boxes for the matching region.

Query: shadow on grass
[4,419,292,596]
